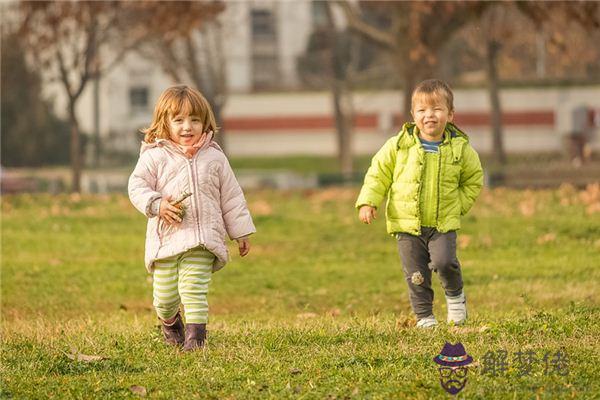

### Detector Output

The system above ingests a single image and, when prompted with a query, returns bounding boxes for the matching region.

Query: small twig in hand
[171,192,192,219]
[172,192,192,206]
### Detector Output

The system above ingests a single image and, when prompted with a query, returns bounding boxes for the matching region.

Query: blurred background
[2,0,600,194]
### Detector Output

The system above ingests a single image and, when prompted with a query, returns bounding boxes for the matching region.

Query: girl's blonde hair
[411,79,454,112]
[141,85,219,143]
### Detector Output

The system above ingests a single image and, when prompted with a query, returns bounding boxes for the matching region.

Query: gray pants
[397,227,463,319]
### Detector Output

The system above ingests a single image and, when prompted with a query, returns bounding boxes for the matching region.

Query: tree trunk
[211,101,226,153]
[69,101,82,193]
[332,78,354,177]
[331,32,354,177]
[486,39,506,165]
[187,32,227,154]
[327,4,354,177]
[93,72,101,167]
[401,56,418,125]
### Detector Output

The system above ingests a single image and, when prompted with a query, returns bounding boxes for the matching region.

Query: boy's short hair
[411,79,454,112]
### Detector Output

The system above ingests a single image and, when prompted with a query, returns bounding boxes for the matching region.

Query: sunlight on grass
[1,186,599,398]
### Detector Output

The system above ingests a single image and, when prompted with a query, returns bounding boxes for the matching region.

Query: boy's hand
[359,205,377,224]
[159,195,183,225]
[236,237,250,257]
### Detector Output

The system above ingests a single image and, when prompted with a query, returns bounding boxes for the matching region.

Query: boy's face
[411,93,454,140]
[168,113,204,146]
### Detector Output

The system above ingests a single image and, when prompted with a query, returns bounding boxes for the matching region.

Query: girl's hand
[359,205,377,224]
[236,237,250,257]
[159,195,183,225]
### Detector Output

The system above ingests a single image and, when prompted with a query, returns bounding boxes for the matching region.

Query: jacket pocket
[156,218,164,247]
[157,218,178,247]
[443,162,461,183]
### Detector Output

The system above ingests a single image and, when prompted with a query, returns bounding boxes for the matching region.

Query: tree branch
[335,1,397,50]
[184,34,204,91]
[72,20,96,101]
[54,29,74,101]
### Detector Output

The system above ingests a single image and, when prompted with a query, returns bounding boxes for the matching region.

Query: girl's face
[411,94,454,141]
[168,112,204,146]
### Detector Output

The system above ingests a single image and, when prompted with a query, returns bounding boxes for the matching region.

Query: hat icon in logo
[433,342,473,395]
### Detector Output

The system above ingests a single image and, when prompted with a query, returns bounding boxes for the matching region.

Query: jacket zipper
[415,147,424,236]
[435,144,444,229]
[187,156,205,245]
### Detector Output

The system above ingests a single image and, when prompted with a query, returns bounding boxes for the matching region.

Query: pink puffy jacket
[128,139,256,272]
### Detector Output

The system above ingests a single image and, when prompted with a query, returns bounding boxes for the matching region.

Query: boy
[356,79,483,328]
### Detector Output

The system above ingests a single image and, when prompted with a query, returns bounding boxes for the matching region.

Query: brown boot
[160,313,184,346]
[183,323,207,351]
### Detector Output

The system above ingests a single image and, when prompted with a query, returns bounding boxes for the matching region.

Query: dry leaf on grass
[50,204,62,216]
[479,235,493,247]
[395,315,416,329]
[250,200,273,216]
[69,193,82,203]
[586,203,600,214]
[458,235,472,249]
[328,308,341,317]
[65,351,109,362]
[580,183,600,214]
[519,198,536,216]
[580,183,600,204]
[306,188,357,205]
[536,233,557,244]
[296,312,317,319]
[130,385,147,397]
[558,183,578,206]
[449,325,489,334]
[48,258,62,266]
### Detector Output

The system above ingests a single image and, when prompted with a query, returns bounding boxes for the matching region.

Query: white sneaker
[446,292,467,324]
[416,315,438,328]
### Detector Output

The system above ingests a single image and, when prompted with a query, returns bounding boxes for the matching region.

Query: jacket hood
[398,122,469,162]
[399,122,469,142]
[138,132,223,155]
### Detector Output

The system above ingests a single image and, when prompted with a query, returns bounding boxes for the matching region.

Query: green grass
[2,187,599,399]
[230,155,371,175]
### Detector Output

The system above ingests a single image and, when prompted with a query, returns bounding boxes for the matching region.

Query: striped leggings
[152,246,214,324]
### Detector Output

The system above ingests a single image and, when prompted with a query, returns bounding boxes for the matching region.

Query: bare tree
[481,5,512,166]
[325,3,356,177]
[337,1,488,120]
[459,1,600,166]
[19,1,145,192]
[515,1,600,78]
[128,2,228,151]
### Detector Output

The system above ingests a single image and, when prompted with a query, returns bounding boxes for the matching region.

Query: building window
[251,8,280,90]
[252,55,280,90]
[129,87,148,113]
[251,9,275,38]
[311,0,328,28]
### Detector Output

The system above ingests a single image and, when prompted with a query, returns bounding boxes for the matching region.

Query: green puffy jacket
[355,122,483,236]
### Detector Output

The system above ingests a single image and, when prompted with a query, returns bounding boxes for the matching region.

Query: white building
[45,0,317,156]
[39,1,600,160]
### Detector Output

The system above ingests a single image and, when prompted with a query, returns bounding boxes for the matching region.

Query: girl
[128,85,255,351]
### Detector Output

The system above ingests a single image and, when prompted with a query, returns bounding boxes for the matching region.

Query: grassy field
[1,185,599,399]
